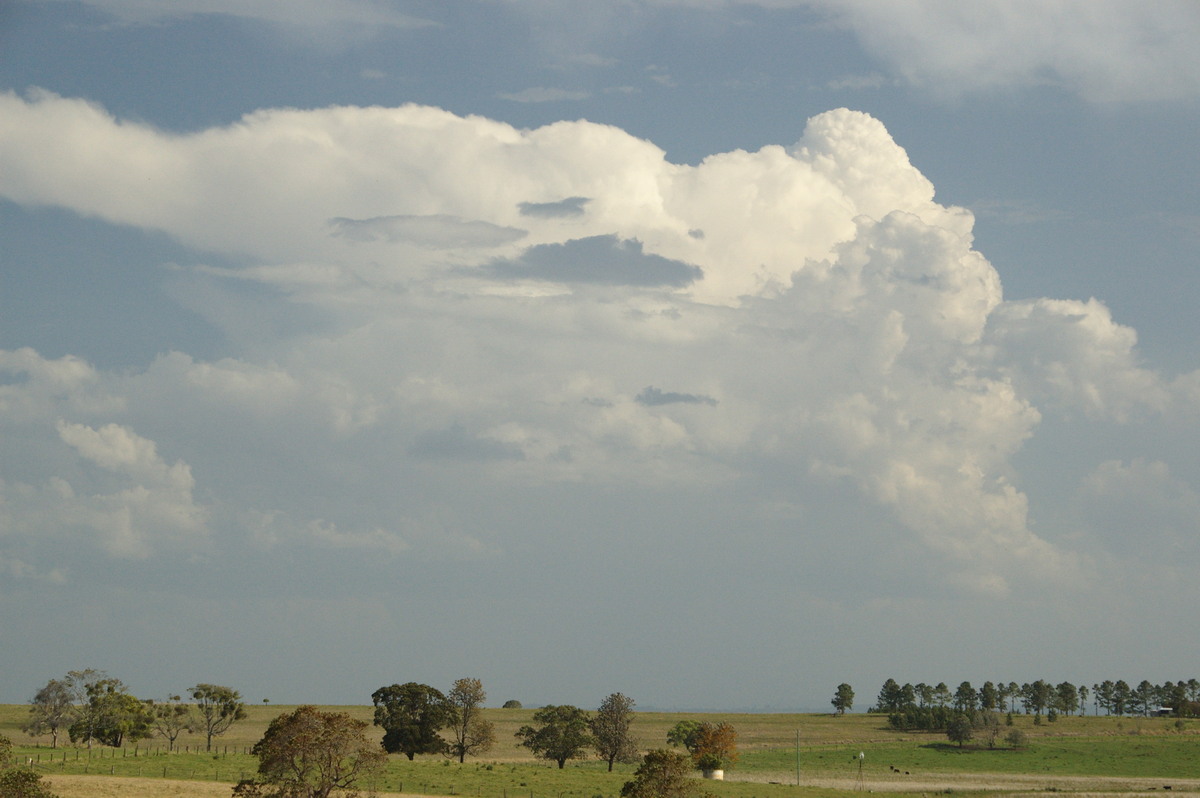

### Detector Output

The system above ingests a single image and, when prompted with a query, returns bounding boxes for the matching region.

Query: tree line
[867,677,1200,719]
[18,671,743,798]
[235,682,735,798]
[24,669,247,752]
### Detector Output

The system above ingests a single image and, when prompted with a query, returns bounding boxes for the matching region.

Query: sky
[1,0,1200,713]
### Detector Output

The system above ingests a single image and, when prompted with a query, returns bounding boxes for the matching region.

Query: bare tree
[149,695,194,751]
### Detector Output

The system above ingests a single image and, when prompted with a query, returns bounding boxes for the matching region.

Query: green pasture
[3,705,1199,797]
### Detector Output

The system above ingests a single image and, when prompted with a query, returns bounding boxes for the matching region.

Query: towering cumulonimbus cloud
[0,91,1189,596]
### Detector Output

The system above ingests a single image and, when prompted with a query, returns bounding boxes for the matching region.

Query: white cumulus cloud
[0,93,1194,595]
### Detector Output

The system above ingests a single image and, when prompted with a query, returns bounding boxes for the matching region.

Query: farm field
[3,706,1199,798]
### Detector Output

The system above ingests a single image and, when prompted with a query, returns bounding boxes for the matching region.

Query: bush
[621,750,706,798]
[0,767,59,798]
[1005,728,1028,749]
[0,736,58,798]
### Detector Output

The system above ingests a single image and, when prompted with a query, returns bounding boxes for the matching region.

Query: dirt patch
[733,771,1200,794]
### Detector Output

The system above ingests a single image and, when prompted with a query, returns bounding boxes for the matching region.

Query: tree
[148,695,193,752]
[69,678,152,747]
[591,693,639,772]
[1024,680,1053,716]
[515,705,594,768]
[954,682,976,713]
[978,682,999,712]
[691,722,738,770]
[875,679,904,712]
[1112,680,1132,716]
[24,679,74,748]
[502,700,523,709]
[1006,682,1020,713]
[1094,681,1115,715]
[977,711,1002,749]
[1055,682,1079,716]
[244,706,386,798]
[620,749,707,798]
[831,684,854,716]
[945,714,973,748]
[371,683,452,760]
[189,684,246,752]
[59,669,103,748]
[1133,680,1156,716]
[445,678,495,763]
[666,720,703,753]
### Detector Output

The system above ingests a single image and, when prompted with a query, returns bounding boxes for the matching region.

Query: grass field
[3,705,1199,798]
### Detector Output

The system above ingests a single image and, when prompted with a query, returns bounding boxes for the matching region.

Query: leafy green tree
[148,695,193,752]
[831,684,854,715]
[932,683,952,708]
[1055,682,1079,716]
[244,706,386,798]
[68,678,152,747]
[620,749,707,798]
[1078,684,1090,715]
[1133,680,1156,716]
[23,679,74,748]
[915,683,933,707]
[591,693,639,772]
[875,679,904,712]
[502,700,523,709]
[1112,680,1132,716]
[1006,682,1020,713]
[666,720,703,752]
[1024,680,1053,716]
[57,669,103,748]
[954,682,976,712]
[189,684,247,752]
[995,682,1011,712]
[945,714,973,747]
[1163,682,1190,716]
[1094,681,1115,715]
[515,705,594,768]
[371,683,452,760]
[445,678,495,763]
[978,681,998,712]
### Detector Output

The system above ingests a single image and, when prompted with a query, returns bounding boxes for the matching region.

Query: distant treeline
[870,678,1200,730]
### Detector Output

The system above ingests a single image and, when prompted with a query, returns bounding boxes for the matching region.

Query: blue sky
[2,0,1200,712]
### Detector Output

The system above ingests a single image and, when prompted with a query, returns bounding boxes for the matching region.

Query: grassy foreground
[3,706,1199,798]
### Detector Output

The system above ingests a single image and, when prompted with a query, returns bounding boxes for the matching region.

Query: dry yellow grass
[44,774,416,798]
